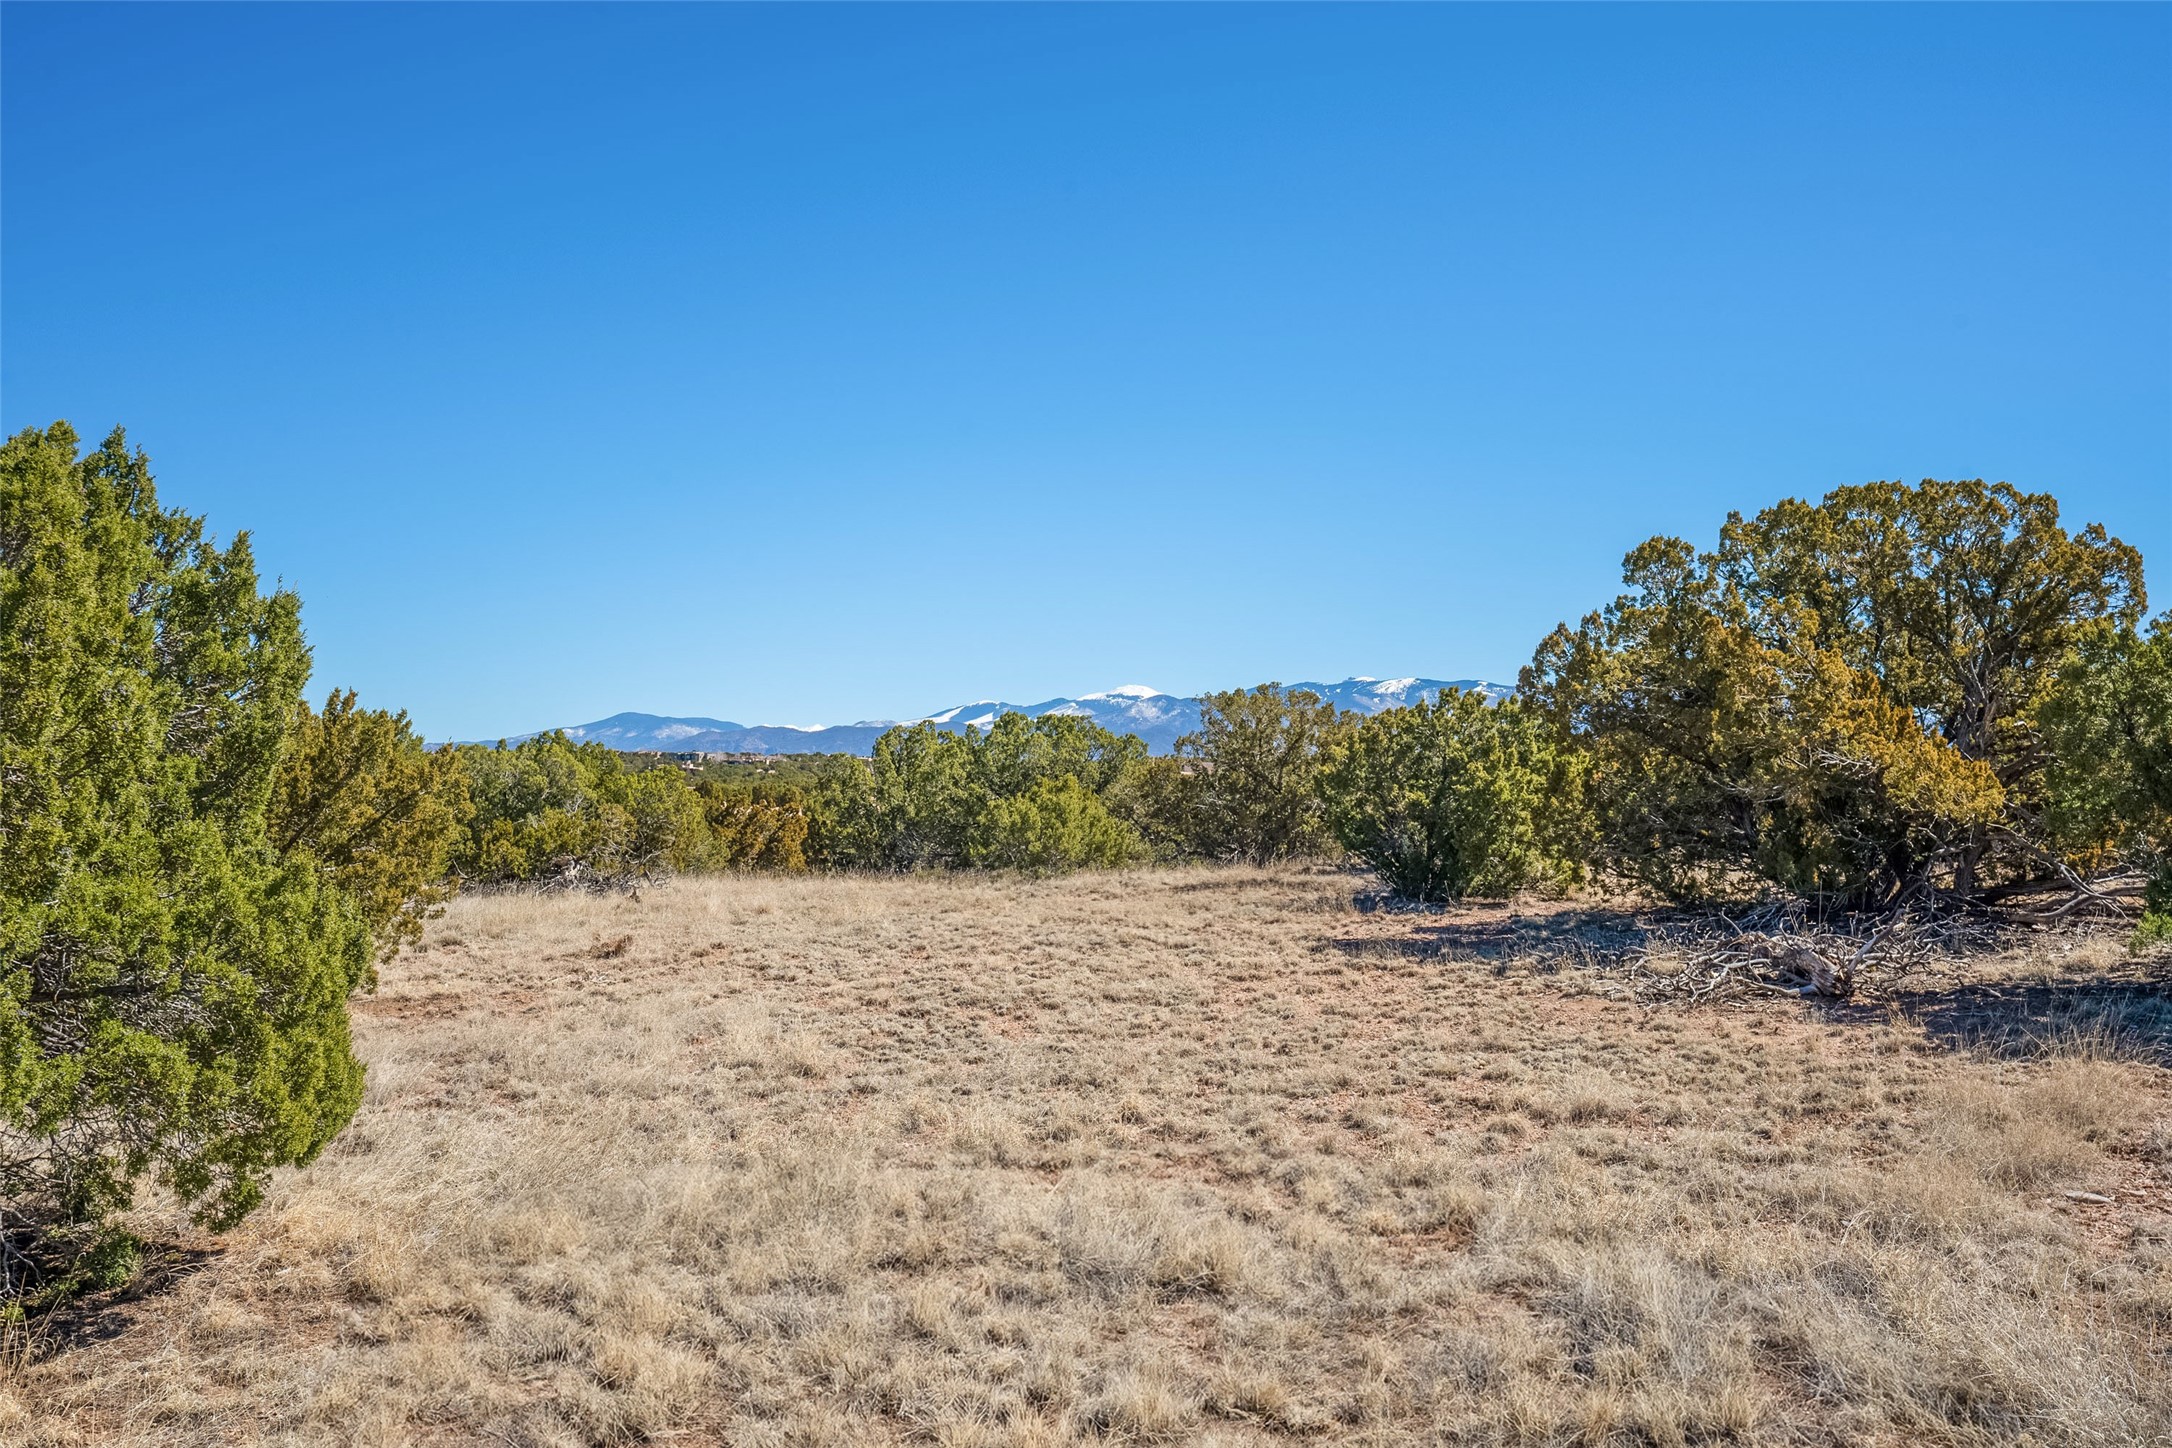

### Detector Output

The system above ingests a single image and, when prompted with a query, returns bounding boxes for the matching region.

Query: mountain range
[478,678,1510,756]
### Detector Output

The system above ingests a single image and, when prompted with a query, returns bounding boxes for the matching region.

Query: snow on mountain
[920,700,1008,727]
[529,712,745,748]
[1296,677,1511,712]
[938,689,1195,751]
[480,712,886,756]
[480,678,1509,756]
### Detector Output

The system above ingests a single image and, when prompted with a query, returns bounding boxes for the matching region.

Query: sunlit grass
[10,866,2169,1445]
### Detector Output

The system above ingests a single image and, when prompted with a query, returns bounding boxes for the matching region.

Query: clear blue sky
[5,4,2167,740]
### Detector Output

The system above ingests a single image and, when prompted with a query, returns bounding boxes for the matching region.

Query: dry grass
[9,866,2171,1446]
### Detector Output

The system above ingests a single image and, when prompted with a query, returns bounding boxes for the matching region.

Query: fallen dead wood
[462,856,661,897]
[1615,906,1996,1005]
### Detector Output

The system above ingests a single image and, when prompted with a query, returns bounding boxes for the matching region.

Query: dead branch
[1613,905,1995,1006]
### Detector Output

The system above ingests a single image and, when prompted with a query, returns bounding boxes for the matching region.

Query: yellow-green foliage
[272,689,470,963]
[697,780,810,872]
[1524,481,2135,904]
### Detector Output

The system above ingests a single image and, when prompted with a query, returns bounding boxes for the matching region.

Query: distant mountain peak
[476,675,1509,757]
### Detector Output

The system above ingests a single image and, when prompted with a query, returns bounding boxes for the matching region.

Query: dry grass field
[8,866,2172,1447]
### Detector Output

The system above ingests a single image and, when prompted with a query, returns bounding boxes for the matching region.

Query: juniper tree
[2038,615,2172,939]
[968,712,1144,799]
[1318,691,1574,902]
[1523,480,2140,905]
[830,714,1148,872]
[447,734,713,883]
[1,424,372,1261]
[970,775,1144,874]
[1101,754,1206,863]
[1177,686,1349,864]
[271,689,469,958]
[696,780,811,871]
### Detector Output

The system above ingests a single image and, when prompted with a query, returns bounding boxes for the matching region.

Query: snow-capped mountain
[482,713,897,756]
[900,685,1205,753]
[537,713,748,749]
[1298,676,1512,713]
[481,678,1508,756]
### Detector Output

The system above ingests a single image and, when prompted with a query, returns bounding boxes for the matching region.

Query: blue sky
[5,4,2167,740]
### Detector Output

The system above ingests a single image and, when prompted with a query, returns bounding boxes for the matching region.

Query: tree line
[4,421,2166,1303]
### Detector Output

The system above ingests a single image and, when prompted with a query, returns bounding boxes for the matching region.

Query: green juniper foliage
[1319,691,1574,903]
[1523,481,2139,905]
[846,722,983,871]
[447,733,713,883]
[970,775,1145,874]
[1100,754,1206,863]
[2038,614,2172,943]
[1176,686,1350,864]
[817,714,1147,871]
[1,423,372,1240]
